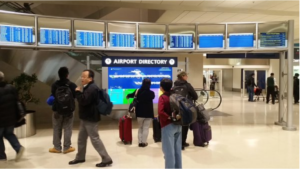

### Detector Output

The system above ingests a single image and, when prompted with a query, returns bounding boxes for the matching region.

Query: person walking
[126,78,155,147]
[174,71,198,150]
[69,70,113,167]
[0,71,25,162]
[266,73,275,104]
[294,73,299,104]
[158,78,182,169]
[246,73,257,102]
[49,67,77,154]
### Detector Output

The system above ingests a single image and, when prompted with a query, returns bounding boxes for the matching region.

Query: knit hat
[177,71,187,79]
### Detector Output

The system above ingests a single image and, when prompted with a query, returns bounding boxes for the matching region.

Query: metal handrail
[195,88,222,110]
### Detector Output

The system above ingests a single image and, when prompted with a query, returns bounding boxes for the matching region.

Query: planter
[14,110,36,138]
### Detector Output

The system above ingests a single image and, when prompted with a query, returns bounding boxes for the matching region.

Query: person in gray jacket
[69,70,113,168]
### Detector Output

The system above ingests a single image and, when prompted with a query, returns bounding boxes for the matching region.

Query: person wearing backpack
[50,67,77,154]
[126,78,155,147]
[174,71,198,150]
[158,78,182,169]
[69,70,113,168]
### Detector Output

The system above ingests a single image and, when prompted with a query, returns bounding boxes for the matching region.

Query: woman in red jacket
[158,78,182,169]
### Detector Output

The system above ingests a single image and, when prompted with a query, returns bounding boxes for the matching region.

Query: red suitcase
[119,115,132,145]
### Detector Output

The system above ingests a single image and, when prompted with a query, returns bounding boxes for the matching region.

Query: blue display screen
[199,34,223,48]
[260,32,286,47]
[109,32,135,48]
[169,34,193,49]
[108,67,172,104]
[40,28,70,45]
[140,34,164,49]
[0,25,34,43]
[229,33,254,48]
[76,30,103,47]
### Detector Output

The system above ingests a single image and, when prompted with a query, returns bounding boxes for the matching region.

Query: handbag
[128,89,139,113]
[15,101,26,127]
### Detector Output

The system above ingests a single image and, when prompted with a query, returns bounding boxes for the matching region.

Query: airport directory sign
[140,33,164,49]
[76,30,104,47]
[198,34,224,49]
[169,34,194,49]
[39,28,70,46]
[0,25,34,44]
[228,33,254,48]
[109,32,135,48]
[259,32,286,48]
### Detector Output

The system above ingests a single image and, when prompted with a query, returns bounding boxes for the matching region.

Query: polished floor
[1,92,299,168]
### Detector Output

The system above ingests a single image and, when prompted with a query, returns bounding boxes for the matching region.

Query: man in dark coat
[0,71,25,162]
[294,73,299,104]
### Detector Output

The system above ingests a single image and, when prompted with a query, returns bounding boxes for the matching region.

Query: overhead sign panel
[102,56,177,67]
[169,34,193,49]
[198,34,224,49]
[228,33,254,48]
[140,33,164,49]
[39,28,70,46]
[76,30,104,47]
[0,25,34,44]
[109,32,135,48]
[259,32,286,48]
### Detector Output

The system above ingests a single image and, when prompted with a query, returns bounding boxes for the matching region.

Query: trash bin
[14,111,36,138]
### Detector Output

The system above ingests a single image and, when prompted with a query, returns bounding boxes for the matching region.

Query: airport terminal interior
[0,0,299,168]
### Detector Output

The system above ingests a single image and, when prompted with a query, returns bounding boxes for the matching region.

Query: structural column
[86,55,90,69]
[283,20,297,131]
[275,51,286,126]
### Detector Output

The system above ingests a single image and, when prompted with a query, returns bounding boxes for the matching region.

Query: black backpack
[54,83,75,116]
[96,89,113,116]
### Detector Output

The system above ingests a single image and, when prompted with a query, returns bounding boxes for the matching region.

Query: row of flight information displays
[0,24,288,48]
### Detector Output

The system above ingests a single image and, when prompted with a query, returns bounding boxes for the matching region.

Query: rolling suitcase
[119,115,132,145]
[152,117,161,142]
[190,122,212,147]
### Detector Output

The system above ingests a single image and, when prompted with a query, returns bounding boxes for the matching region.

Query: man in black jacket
[294,73,299,104]
[50,67,77,154]
[69,70,113,168]
[246,73,257,102]
[0,71,25,162]
[174,71,198,150]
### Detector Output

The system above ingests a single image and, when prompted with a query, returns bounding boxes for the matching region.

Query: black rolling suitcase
[153,117,161,142]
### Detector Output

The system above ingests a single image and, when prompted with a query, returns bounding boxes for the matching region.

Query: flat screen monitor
[0,25,34,44]
[39,28,70,46]
[228,33,254,48]
[140,33,164,49]
[259,32,287,48]
[76,30,104,47]
[109,32,135,48]
[198,34,224,49]
[169,34,194,49]
[108,67,172,104]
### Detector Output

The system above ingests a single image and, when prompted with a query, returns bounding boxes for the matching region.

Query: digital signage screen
[108,67,172,105]
[228,33,254,48]
[39,28,70,46]
[198,34,224,49]
[0,25,34,44]
[140,33,164,49]
[169,34,194,49]
[76,30,104,47]
[259,32,286,48]
[109,32,135,48]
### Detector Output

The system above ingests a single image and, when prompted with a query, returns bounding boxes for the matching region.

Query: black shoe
[138,143,143,147]
[96,160,113,167]
[69,159,85,165]
[183,143,189,147]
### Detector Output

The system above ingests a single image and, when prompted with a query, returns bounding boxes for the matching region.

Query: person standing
[159,78,182,169]
[266,73,275,104]
[69,70,113,168]
[49,67,77,154]
[174,71,198,150]
[203,76,207,90]
[246,73,257,102]
[294,73,299,104]
[0,71,25,162]
[126,78,155,147]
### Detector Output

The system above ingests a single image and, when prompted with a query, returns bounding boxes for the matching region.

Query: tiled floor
[1,92,299,168]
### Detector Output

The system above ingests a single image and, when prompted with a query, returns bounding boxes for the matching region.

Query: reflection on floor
[1,92,299,168]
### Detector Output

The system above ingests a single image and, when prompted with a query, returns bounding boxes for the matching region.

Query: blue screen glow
[169,34,193,49]
[140,33,164,49]
[229,33,254,48]
[199,34,223,48]
[109,32,135,48]
[40,28,70,45]
[76,30,103,47]
[0,25,34,43]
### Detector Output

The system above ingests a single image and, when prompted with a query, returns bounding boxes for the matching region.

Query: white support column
[86,55,90,69]
[283,20,297,131]
[275,52,286,126]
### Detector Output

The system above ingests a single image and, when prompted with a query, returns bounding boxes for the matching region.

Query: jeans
[52,112,74,151]
[137,118,152,143]
[248,86,254,101]
[162,123,182,169]
[0,126,22,159]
